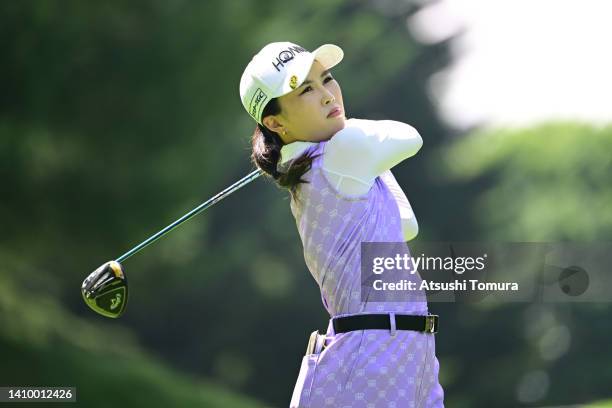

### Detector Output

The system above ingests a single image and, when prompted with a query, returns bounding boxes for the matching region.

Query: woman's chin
[322,127,344,141]
[303,121,346,142]
[330,118,347,135]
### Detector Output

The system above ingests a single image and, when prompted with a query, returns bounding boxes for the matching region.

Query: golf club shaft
[116,169,264,263]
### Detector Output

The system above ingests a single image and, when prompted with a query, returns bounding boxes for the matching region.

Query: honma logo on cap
[271,45,307,72]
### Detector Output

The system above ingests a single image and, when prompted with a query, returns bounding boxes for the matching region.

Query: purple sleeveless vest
[289,141,428,318]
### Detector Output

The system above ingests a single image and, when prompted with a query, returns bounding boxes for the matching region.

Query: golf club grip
[115,168,264,263]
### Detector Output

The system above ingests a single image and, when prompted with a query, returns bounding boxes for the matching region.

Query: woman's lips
[327,107,342,118]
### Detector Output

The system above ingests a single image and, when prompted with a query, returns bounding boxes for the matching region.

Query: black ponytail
[250,98,320,198]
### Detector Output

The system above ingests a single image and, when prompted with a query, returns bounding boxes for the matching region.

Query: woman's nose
[322,89,335,105]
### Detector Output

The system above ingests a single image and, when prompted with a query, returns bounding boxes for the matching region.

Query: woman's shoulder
[277,141,322,174]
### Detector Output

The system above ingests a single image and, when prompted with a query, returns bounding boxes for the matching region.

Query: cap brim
[312,44,344,70]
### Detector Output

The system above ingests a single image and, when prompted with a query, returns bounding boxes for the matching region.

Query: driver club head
[81,261,128,318]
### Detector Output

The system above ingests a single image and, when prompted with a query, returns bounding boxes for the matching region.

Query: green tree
[430,122,612,406]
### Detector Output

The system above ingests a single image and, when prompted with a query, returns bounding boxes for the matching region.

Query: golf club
[81,168,264,318]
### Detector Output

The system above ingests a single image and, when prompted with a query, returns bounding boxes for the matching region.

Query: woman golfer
[239,42,444,407]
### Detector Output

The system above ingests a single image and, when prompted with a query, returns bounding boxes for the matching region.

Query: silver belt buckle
[424,315,439,334]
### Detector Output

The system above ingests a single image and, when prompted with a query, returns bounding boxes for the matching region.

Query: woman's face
[263,60,346,144]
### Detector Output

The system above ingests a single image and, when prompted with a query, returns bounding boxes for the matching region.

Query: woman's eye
[299,77,333,95]
[300,86,313,95]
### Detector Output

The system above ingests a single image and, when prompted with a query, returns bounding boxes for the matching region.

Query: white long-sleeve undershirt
[278,118,422,241]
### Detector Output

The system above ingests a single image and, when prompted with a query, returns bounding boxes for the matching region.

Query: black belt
[332,314,439,334]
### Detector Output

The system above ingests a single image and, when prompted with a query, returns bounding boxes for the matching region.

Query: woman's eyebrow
[300,69,332,86]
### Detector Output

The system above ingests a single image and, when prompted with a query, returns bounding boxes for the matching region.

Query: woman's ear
[262,115,293,144]
[262,115,284,135]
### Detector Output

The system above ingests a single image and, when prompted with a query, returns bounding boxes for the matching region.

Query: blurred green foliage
[432,122,612,240]
[0,259,268,408]
[429,122,612,407]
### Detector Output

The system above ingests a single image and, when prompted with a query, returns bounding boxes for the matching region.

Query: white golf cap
[239,41,344,125]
